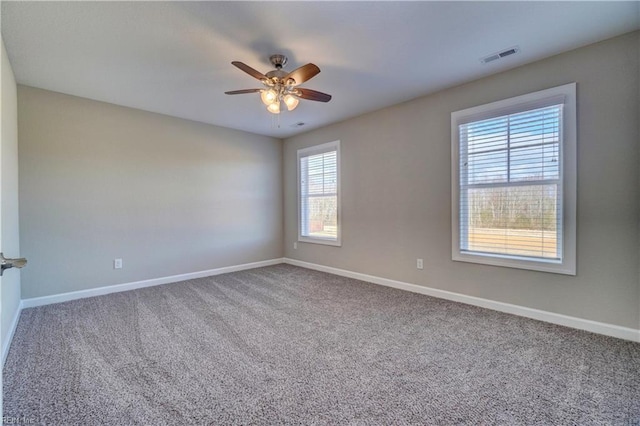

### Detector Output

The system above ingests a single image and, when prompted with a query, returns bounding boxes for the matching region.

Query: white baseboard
[16,256,640,344]
[21,258,285,309]
[284,258,640,343]
[3,300,23,366]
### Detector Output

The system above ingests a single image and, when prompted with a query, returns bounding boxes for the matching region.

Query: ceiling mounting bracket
[269,54,287,69]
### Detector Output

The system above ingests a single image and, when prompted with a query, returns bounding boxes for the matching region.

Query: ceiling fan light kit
[225,54,332,115]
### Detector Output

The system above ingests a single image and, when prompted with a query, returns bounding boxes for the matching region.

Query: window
[298,140,341,246]
[451,83,576,275]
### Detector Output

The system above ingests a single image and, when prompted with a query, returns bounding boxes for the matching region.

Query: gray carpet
[4,264,640,425]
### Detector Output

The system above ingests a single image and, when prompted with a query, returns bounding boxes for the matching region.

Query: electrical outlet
[114,258,123,269]
[417,258,423,270]
[293,242,298,250]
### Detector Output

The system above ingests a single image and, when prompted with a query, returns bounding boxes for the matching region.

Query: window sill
[453,251,575,275]
[298,237,342,247]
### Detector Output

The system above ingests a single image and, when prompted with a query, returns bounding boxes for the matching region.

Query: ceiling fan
[225,54,332,114]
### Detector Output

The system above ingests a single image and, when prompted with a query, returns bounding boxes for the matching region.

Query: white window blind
[451,83,576,275]
[459,104,563,260]
[298,141,340,245]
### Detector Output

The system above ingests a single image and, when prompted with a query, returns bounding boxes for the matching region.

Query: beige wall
[1,38,21,354]
[284,32,640,329]
[18,86,283,299]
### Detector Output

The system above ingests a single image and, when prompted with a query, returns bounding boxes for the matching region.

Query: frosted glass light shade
[283,94,299,111]
[261,89,278,105]
[267,101,280,114]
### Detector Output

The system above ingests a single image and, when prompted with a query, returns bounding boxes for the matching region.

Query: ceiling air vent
[480,46,520,64]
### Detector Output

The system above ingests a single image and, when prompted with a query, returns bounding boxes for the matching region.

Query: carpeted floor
[4,264,640,425]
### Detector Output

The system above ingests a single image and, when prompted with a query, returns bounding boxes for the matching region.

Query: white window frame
[297,140,342,246]
[451,83,576,275]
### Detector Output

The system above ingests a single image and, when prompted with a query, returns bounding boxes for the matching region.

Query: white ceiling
[2,1,639,138]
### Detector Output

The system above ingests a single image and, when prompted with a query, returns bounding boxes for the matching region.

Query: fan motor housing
[266,69,288,79]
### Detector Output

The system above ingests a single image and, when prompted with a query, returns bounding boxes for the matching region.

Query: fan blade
[225,89,262,95]
[296,88,332,102]
[284,63,320,86]
[231,61,268,81]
